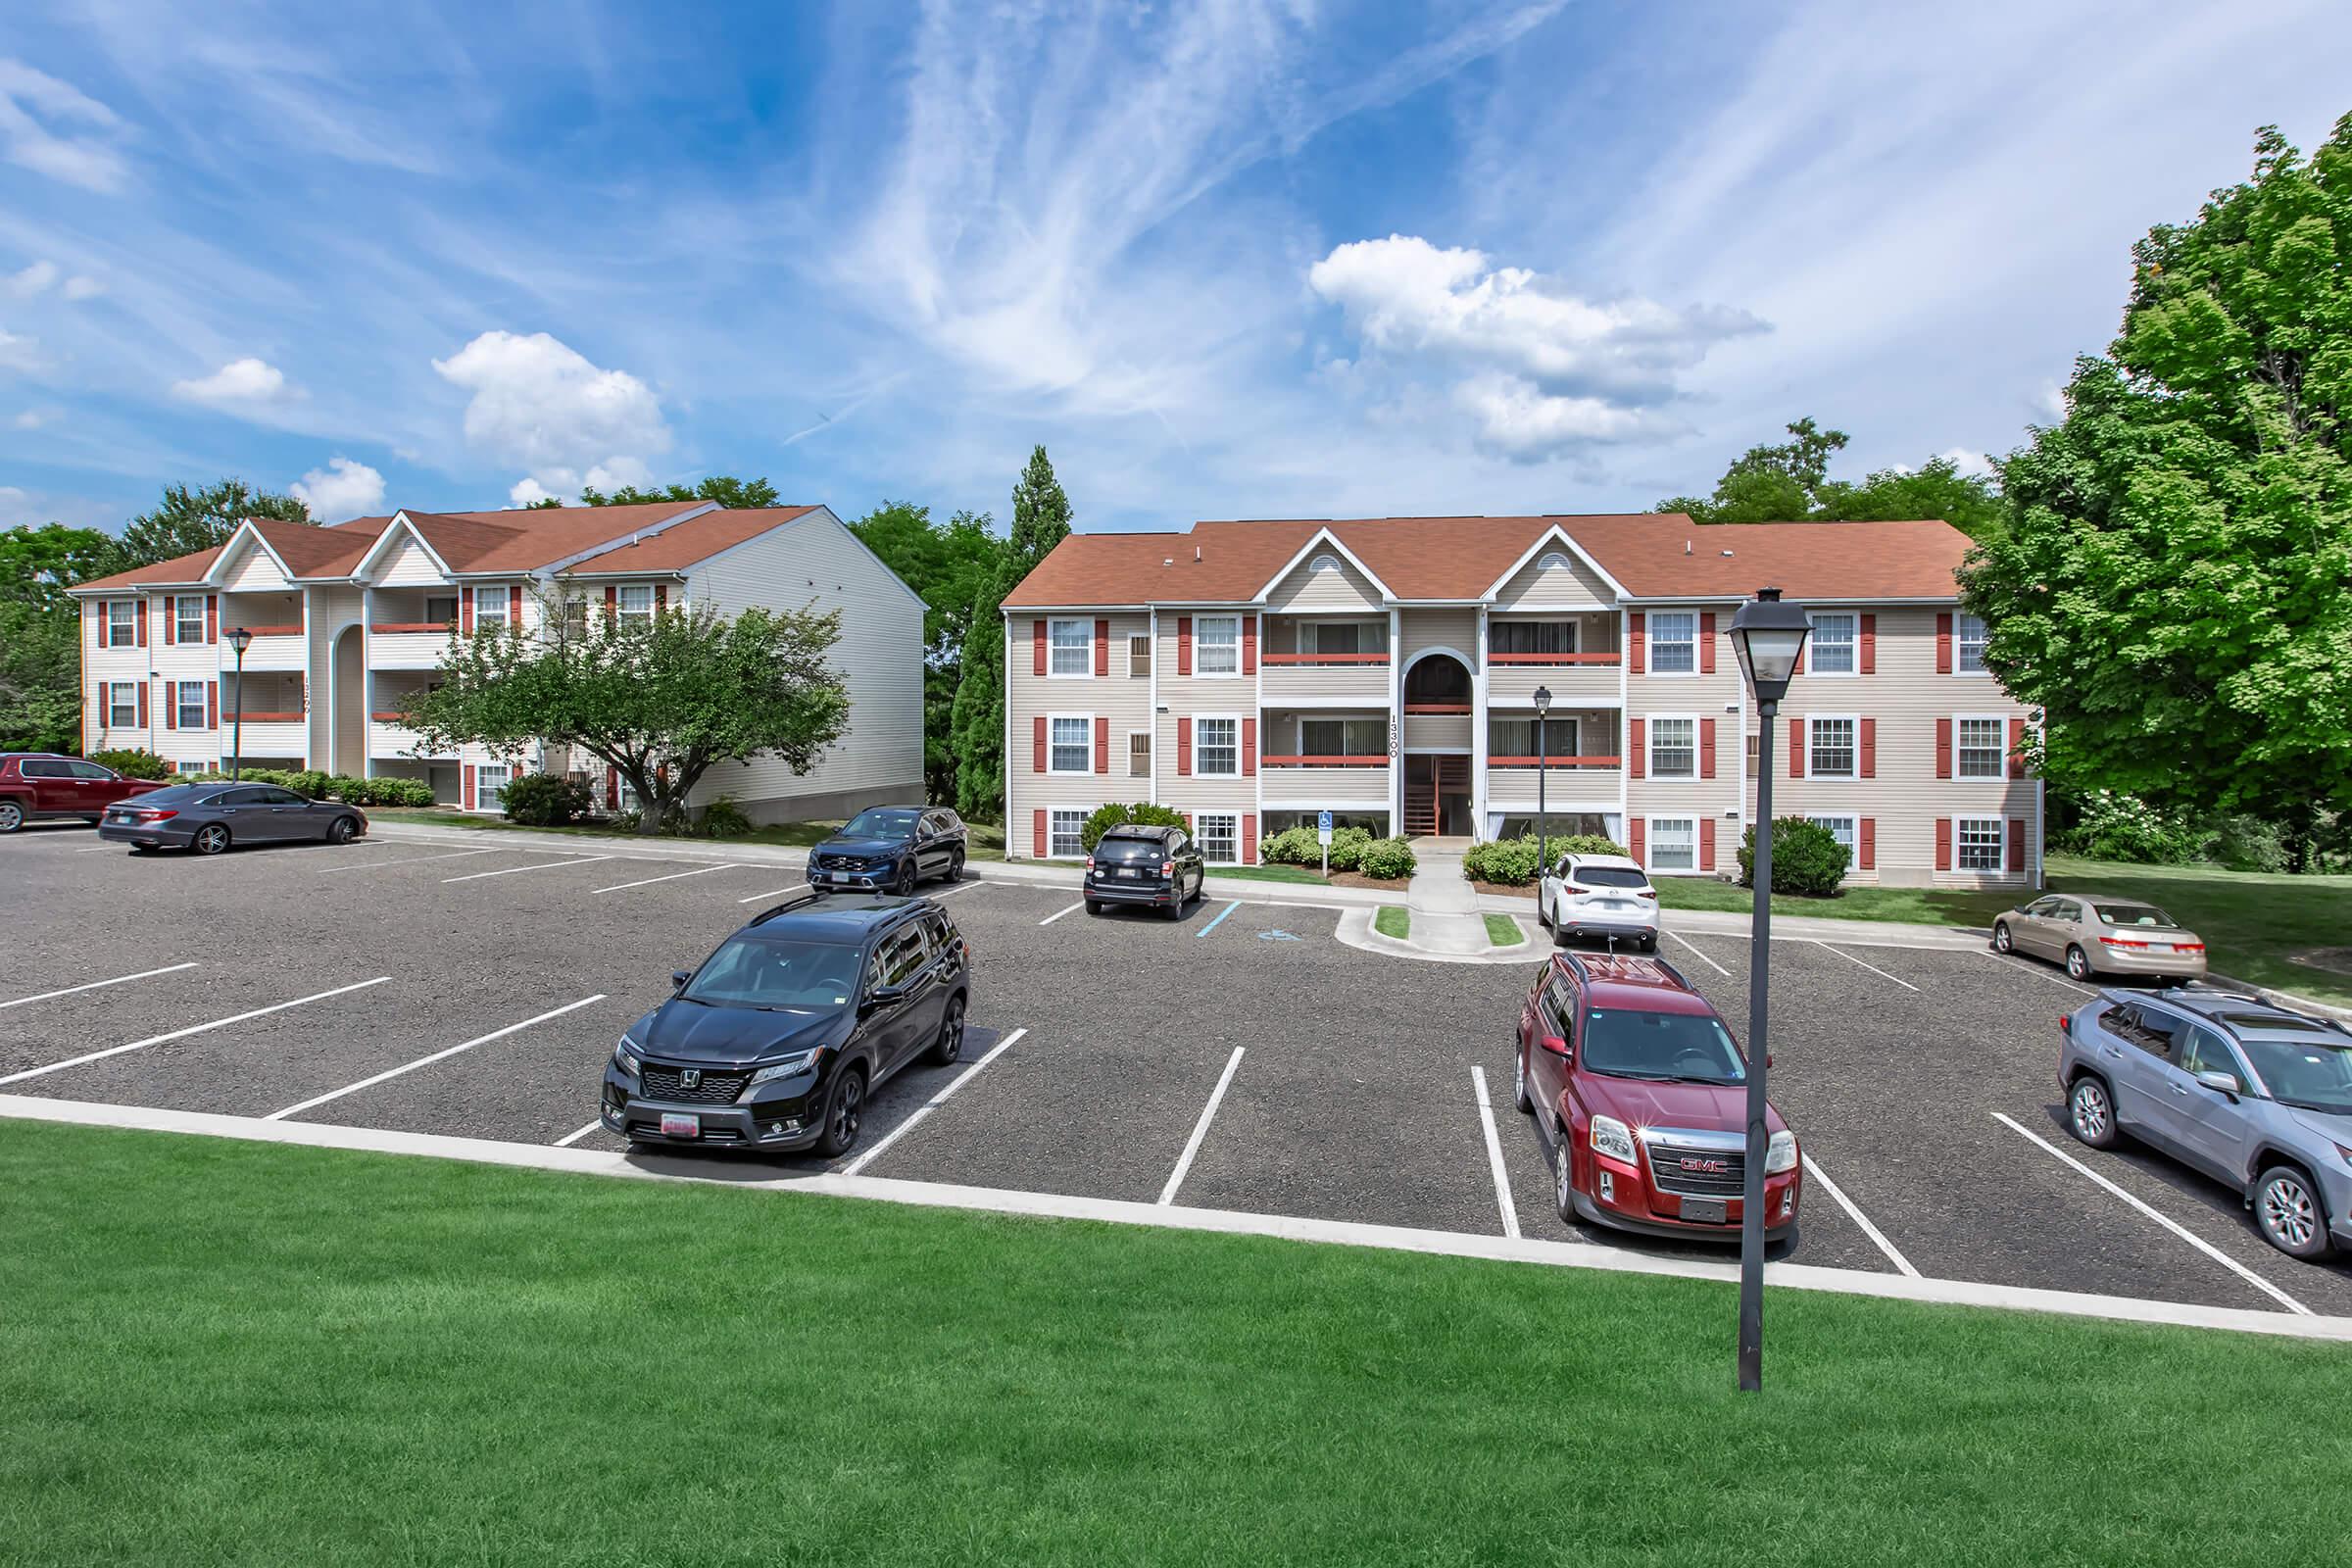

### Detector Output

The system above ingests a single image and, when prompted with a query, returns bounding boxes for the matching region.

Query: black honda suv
[808,806,967,896]
[1084,822,1205,920]
[600,893,969,1157]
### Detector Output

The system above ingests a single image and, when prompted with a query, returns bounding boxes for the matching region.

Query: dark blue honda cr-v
[807,806,967,896]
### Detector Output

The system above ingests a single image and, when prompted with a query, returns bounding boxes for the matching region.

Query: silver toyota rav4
[2057,986,2352,1261]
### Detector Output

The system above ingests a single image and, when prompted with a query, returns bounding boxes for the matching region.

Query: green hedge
[1260,823,1373,869]
[1462,832,1628,886]
[176,768,434,808]
[1736,817,1850,896]
[1356,836,1417,880]
[1080,801,1190,853]
[87,748,172,780]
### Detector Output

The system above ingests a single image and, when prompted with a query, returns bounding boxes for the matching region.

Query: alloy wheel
[195,825,229,856]
[2070,1080,2109,1143]
[896,861,916,897]
[2066,946,2090,981]
[2260,1172,2320,1252]
[831,1073,863,1150]
[1554,1132,1575,1219]
[937,998,964,1062]
[0,801,22,832]
[1993,922,2012,954]
[329,816,357,844]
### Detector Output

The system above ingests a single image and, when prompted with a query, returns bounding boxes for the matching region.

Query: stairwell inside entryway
[1402,755,1471,837]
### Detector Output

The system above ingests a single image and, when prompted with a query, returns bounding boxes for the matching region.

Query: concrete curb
[1334,908,1538,965]
[7,1093,2346,1343]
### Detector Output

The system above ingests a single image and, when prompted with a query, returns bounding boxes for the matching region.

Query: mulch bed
[1324,870,1412,892]
[1468,879,1538,900]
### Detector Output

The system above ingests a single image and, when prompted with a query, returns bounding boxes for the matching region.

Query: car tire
[1553,1132,1578,1225]
[1085,900,1102,917]
[947,848,964,882]
[926,993,966,1066]
[894,860,917,898]
[1992,921,2014,955]
[1537,896,1552,933]
[1513,1046,1532,1113]
[2067,1074,2118,1149]
[0,799,22,833]
[816,1065,866,1157]
[192,823,231,856]
[1163,895,1182,921]
[1641,935,1658,954]
[2065,944,2093,982]
[326,814,361,844]
[2254,1164,2333,1261]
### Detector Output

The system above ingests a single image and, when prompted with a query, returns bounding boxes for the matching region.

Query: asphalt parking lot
[4,820,2348,1320]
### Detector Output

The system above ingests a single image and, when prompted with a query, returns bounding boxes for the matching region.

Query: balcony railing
[1260,653,1390,666]
[1488,755,1622,769]
[1486,652,1620,665]
[1403,702,1471,714]
[228,710,305,723]
[1260,755,1390,767]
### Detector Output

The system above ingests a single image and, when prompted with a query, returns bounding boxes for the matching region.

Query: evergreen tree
[950,445,1074,820]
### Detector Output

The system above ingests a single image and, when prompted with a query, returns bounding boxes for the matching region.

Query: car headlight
[1766,1130,1798,1174]
[1590,1115,1638,1165]
[2335,1142,2352,1170]
[612,1038,641,1078]
[748,1049,822,1086]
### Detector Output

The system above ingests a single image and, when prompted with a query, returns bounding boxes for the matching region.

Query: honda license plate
[1117,867,1139,878]
[660,1112,701,1139]
[1680,1198,1728,1224]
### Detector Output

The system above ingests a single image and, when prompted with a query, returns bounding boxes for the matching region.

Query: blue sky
[2,0,2345,537]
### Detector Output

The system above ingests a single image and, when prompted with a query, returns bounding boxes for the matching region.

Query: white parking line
[0,962,199,1011]
[1667,930,1732,976]
[442,855,612,884]
[593,863,738,894]
[1159,1047,1246,1205]
[1801,1152,1918,1276]
[0,977,393,1087]
[1990,1111,2312,1314]
[318,848,497,874]
[925,880,981,899]
[1038,901,1085,925]
[262,995,609,1121]
[1809,939,1922,993]
[841,1026,1029,1177]
[1980,949,2096,994]
[736,882,809,905]
[554,1119,605,1148]
[1470,1065,1521,1241]
[71,845,111,853]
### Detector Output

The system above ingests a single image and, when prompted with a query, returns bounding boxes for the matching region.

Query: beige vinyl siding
[221,541,291,593]
[1397,607,1478,666]
[684,507,924,821]
[82,594,156,754]
[1624,606,1742,863]
[375,530,448,586]
[305,585,364,771]
[1491,547,1614,610]
[1264,550,1384,612]
[1005,611,1154,841]
[150,601,225,766]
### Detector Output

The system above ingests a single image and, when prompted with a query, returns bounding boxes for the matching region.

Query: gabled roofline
[1477,522,1631,603]
[1250,526,1398,605]
[666,505,924,612]
[200,519,304,588]
[531,501,721,576]
[347,512,459,583]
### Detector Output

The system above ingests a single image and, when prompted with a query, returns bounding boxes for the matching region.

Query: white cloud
[1936,446,1997,479]
[13,409,45,428]
[8,260,56,296]
[431,329,669,503]
[171,356,297,407]
[289,455,386,520]
[1308,234,1765,460]
[0,326,40,371]
[507,476,557,508]
[0,59,130,192]
[61,274,102,301]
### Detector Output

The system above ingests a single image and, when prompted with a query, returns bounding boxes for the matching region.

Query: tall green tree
[531,475,783,510]
[1655,416,2006,538]
[848,501,1004,803]
[1960,116,2352,861]
[950,445,1074,820]
[0,523,125,752]
[120,479,310,567]
[0,523,122,612]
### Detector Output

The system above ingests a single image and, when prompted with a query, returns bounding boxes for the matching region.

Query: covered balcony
[1485,710,1622,807]
[1260,613,1391,704]
[1486,612,1620,706]
[368,672,452,761]
[368,587,463,669]
[1258,710,1393,808]
[217,589,306,670]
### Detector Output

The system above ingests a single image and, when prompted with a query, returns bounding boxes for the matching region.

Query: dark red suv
[1514,952,1800,1242]
[0,753,171,833]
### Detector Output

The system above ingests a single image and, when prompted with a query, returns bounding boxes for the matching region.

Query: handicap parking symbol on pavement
[1259,928,1301,942]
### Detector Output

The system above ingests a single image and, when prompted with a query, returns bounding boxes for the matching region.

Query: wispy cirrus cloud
[0,58,129,191]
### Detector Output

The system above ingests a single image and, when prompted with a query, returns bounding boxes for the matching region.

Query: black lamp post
[1726,586,1809,1393]
[1533,684,1553,872]
[226,626,253,781]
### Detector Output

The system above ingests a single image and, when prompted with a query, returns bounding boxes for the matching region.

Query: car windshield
[1573,866,1648,890]
[1582,1007,1747,1084]
[841,808,919,837]
[680,938,863,1010]
[1096,837,1163,862]
[2093,903,2175,927]
[2238,1037,2352,1114]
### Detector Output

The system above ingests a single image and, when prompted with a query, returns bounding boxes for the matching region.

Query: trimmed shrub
[1737,817,1849,896]
[1258,823,1375,870]
[499,772,591,826]
[697,796,753,839]
[183,767,329,798]
[1356,836,1417,880]
[1462,835,1543,885]
[2208,813,2287,873]
[88,748,172,780]
[1079,801,1188,854]
[1553,833,1629,858]
[2051,789,2205,865]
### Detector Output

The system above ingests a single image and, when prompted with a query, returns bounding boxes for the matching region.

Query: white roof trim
[199,519,303,588]
[627,505,927,612]
[531,500,722,575]
[1250,526,1398,605]
[1478,523,1631,602]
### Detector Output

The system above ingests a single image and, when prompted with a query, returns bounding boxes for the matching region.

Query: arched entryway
[1402,651,1473,837]
[1403,652,1470,709]
[329,624,365,777]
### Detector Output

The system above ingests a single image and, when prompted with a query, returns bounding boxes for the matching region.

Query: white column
[1471,605,1489,840]
[361,587,374,779]
[1388,607,1402,837]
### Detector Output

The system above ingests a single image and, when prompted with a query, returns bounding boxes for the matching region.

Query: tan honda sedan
[1992,893,2209,983]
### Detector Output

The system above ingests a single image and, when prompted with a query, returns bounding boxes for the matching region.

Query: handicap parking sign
[1317,809,1334,845]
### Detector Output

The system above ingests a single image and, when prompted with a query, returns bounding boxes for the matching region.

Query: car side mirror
[1541,1034,1571,1059]
[861,983,906,1011]
[670,969,692,990]
[2194,1069,2240,1098]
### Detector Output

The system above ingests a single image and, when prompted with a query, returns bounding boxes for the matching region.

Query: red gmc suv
[1514,951,1800,1243]
[0,753,171,833]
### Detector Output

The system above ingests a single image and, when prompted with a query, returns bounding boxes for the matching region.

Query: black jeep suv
[808,806,967,896]
[600,893,969,1157]
[1084,822,1205,920]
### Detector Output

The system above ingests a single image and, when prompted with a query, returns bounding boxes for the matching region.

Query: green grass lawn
[1374,905,1410,939]
[2,1123,2344,1566]
[1485,911,1525,947]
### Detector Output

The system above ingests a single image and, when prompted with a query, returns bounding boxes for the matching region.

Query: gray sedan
[98,783,368,855]
[1993,893,2208,983]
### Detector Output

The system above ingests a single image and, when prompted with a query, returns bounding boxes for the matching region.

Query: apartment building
[69,501,923,821]
[1000,514,2038,887]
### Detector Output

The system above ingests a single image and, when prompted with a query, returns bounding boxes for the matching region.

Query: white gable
[373,529,450,586]
[1265,549,1383,612]
[1493,543,1614,610]
[220,537,290,592]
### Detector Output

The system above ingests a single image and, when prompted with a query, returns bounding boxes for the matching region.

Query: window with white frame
[1648,612,1696,673]
[1537,551,1572,572]
[1196,716,1239,775]
[175,683,207,729]
[1308,555,1341,575]
[1956,716,2006,779]
[1048,617,1091,675]
[1196,812,1239,864]
[1956,612,1989,674]
[1808,612,1856,675]
[1049,715,1092,773]
[1300,717,1386,758]
[1303,619,1385,657]
[1648,716,1696,778]
[478,763,513,807]
[107,601,136,647]
[616,584,656,624]
[107,682,138,727]
[1956,816,2003,871]
[1128,633,1151,678]
[1648,817,1697,871]
[175,599,206,644]
[1808,716,1857,777]
[1807,815,1858,866]
[1128,731,1152,777]
[175,760,210,775]
[1195,614,1240,675]
[473,585,510,628]
[1491,620,1578,657]
[426,593,459,624]
[1049,808,1088,858]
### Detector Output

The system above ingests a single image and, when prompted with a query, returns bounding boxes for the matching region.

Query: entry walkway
[1400,837,1491,956]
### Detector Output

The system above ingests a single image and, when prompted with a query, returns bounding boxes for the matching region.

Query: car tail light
[1084,856,1096,872]
[129,808,177,822]
[2058,1012,2071,1035]
[2099,936,2150,950]
[2178,943,2205,954]
[1159,859,1175,876]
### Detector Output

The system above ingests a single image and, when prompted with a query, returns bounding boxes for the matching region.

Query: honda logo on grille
[1678,1156,1728,1174]
[680,1068,701,1089]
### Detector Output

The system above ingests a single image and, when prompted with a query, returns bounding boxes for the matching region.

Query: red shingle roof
[564,506,819,574]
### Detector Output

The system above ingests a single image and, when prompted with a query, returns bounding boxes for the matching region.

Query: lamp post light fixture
[1725,586,1810,1394]
[1533,683,1553,873]
[226,626,254,782]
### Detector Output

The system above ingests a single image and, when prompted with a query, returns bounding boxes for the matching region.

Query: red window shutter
[164,681,176,730]
[1032,619,1048,676]
[207,595,218,643]
[1094,618,1108,677]
[1177,717,1193,776]
[464,765,476,810]
[1628,612,1645,674]
[136,681,148,727]
[1242,615,1257,676]
[207,681,218,729]
[510,585,523,625]
[1094,715,1109,774]
[1859,817,1876,870]
[1032,714,1047,773]
[1177,616,1193,676]
[1699,817,1716,871]
[2008,716,2028,779]
[164,597,175,645]
[606,767,619,808]
[1936,612,1953,674]
[1936,716,1953,779]
[1629,818,1646,865]
[136,601,148,647]
[1180,811,1194,834]
[1242,716,1256,776]
[462,594,475,635]
[605,585,618,621]
[1859,613,1876,674]
[1628,716,1645,779]
[654,584,666,614]
[1699,612,1716,674]
[2007,818,2027,874]
[1699,717,1716,779]
[1788,716,1803,778]
[1033,809,1047,858]
[1242,812,1257,863]
[1859,717,1877,779]
[1935,818,1952,871]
